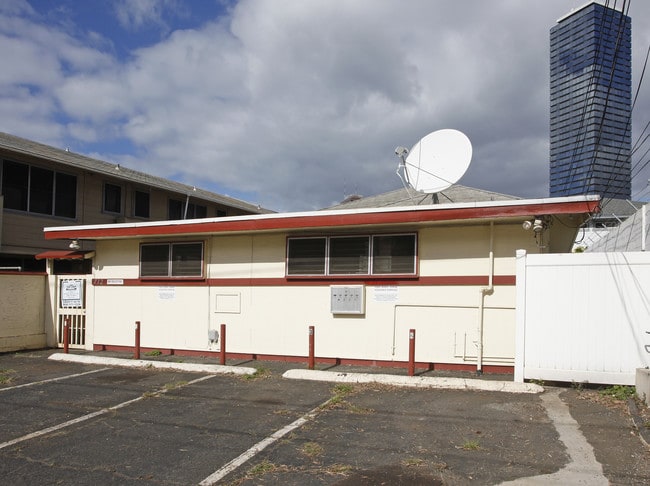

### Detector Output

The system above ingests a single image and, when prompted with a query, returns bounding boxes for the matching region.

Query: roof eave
[44,195,600,241]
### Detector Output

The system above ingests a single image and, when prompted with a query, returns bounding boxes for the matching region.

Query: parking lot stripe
[0,368,110,393]
[199,396,333,485]
[0,374,215,451]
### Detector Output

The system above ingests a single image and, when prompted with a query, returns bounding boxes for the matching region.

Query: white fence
[515,250,650,385]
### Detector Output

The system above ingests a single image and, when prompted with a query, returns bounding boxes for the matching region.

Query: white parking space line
[199,396,334,486]
[0,374,215,451]
[0,368,110,392]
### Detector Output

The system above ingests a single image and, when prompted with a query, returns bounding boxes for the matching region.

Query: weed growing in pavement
[460,439,481,451]
[144,350,162,356]
[571,381,586,392]
[300,442,324,460]
[402,458,425,467]
[599,385,636,401]
[228,461,351,485]
[164,381,188,391]
[320,383,354,409]
[243,366,271,381]
[247,459,282,477]
[0,368,16,385]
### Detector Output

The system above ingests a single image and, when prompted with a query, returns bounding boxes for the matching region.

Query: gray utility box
[330,285,365,315]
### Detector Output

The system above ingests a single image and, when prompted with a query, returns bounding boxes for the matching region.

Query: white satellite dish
[398,129,472,194]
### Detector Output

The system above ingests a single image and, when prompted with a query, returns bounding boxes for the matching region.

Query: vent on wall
[330,285,365,315]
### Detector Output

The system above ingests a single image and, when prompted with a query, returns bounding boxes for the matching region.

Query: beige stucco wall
[0,273,47,352]
[88,222,541,366]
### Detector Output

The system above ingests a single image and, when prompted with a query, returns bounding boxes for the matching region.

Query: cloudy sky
[2,0,650,211]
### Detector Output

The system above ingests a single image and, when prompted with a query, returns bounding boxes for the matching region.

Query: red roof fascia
[35,250,87,260]
[44,199,599,241]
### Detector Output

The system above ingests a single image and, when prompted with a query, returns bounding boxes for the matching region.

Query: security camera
[395,146,409,157]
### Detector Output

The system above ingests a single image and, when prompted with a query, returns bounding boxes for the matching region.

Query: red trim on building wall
[92,344,514,375]
[46,199,599,240]
[92,275,516,287]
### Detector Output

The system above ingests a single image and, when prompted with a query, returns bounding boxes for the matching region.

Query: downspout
[476,221,494,375]
[183,194,190,219]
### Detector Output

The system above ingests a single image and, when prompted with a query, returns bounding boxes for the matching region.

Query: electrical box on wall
[330,285,365,314]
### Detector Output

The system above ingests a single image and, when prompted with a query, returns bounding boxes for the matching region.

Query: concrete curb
[282,369,544,394]
[48,353,257,375]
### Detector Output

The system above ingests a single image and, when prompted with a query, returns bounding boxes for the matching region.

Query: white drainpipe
[476,221,494,374]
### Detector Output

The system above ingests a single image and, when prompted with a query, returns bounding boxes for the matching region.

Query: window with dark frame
[134,190,150,218]
[54,172,77,218]
[140,242,204,278]
[287,237,326,275]
[1,160,77,218]
[103,182,122,214]
[168,199,208,220]
[329,236,369,274]
[287,234,417,277]
[28,166,54,215]
[372,234,417,275]
[168,199,183,220]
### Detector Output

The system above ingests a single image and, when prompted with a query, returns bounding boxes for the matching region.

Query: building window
[329,236,369,275]
[372,234,417,274]
[168,198,207,219]
[287,237,326,275]
[134,190,150,218]
[29,166,53,214]
[103,183,122,214]
[140,242,204,278]
[1,160,76,218]
[55,172,77,218]
[287,234,416,277]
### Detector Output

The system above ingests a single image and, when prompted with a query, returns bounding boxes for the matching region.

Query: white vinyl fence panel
[515,250,650,385]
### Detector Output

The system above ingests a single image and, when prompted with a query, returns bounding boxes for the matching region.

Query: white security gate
[56,276,88,348]
[515,250,650,385]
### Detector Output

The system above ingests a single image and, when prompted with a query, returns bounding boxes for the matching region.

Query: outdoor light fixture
[522,217,547,234]
[69,239,80,250]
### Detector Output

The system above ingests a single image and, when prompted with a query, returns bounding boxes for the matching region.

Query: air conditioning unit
[330,285,365,315]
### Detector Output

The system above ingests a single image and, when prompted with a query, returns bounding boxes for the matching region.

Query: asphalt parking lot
[0,350,649,485]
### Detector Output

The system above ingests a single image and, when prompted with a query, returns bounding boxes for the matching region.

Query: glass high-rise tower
[549,2,631,199]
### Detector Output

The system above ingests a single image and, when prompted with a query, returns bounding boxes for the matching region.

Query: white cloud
[113,0,185,32]
[2,0,650,211]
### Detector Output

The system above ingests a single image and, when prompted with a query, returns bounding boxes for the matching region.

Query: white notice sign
[373,285,399,303]
[60,279,83,308]
[158,287,176,300]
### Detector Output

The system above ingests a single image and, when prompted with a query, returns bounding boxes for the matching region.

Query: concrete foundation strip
[282,369,544,393]
[48,352,257,375]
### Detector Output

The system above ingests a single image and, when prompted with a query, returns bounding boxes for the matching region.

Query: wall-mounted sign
[158,286,175,300]
[60,279,83,308]
[373,285,399,303]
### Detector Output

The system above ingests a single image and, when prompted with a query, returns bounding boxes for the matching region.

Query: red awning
[35,250,93,260]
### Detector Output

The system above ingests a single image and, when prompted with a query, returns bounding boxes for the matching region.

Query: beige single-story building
[43,195,599,373]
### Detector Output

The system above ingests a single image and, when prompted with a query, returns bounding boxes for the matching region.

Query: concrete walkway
[500,388,608,485]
